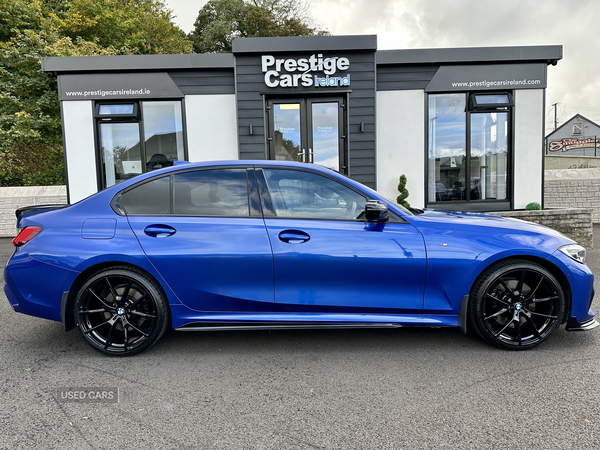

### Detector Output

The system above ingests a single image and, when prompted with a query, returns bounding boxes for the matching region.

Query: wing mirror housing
[365,200,389,222]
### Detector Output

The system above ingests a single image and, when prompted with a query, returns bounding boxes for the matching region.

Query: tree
[49,0,192,54]
[190,0,328,53]
[0,29,115,185]
[0,0,193,186]
[0,0,43,41]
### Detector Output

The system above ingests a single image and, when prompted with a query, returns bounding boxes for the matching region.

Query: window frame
[112,165,406,223]
[112,166,261,218]
[94,99,188,191]
[426,91,513,211]
[469,92,514,110]
[94,102,139,120]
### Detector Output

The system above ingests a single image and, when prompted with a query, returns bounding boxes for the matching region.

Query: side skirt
[176,323,402,332]
[171,311,460,331]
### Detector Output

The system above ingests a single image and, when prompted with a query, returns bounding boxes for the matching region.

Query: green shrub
[525,202,542,211]
[0,142,65,186]
[396,174,410,208]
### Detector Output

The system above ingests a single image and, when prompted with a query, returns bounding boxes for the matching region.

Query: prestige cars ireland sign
[262,54,351,88]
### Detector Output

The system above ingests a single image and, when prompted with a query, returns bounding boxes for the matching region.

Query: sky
[164,0,600,134]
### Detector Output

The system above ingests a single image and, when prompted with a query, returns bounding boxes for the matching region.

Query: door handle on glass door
[299,148,306,163]
[278,230,310,244]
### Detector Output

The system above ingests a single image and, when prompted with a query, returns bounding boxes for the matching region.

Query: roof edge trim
[41,53,235,73]
[376,45,563,65]
[232,35,377,53]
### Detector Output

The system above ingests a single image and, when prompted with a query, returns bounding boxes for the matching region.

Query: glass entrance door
[470,112,508,201]
[99,122,142,187]
[268,98,345,173]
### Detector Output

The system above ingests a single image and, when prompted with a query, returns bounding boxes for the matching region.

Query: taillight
[13,226,42,247]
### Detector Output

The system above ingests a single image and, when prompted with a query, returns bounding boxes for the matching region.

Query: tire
[74,267,170,356]
[469,260,565,350]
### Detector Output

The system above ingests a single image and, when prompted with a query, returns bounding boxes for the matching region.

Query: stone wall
[544,168,600,223]
[488,208,593,249]
[545,155,600,170]
[0,186,67,237]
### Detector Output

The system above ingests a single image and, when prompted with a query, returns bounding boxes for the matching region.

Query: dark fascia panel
[41,53,235,74]
[376,45,563,65]
[232,35,377,53]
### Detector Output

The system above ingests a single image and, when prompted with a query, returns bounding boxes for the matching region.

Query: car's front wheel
[74,267,169,356]
[469,260,565,350]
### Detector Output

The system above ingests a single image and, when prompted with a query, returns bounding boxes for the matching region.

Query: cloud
[309,0,600,130]
[167,0,600,131]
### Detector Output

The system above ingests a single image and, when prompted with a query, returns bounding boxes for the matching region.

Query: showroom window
[427,92,512,208]
[95,100,186,189]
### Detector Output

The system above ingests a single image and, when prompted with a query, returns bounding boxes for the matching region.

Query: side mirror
[365,200,389,222]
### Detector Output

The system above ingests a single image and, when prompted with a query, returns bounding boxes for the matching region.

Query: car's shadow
[153,326,485,356]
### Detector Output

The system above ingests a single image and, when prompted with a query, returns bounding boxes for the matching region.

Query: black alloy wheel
[469,260,565,350]
[74,267,169,356]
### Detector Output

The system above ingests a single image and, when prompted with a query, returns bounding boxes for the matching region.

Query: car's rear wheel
[469,260,565,350]
[74,267,169,356]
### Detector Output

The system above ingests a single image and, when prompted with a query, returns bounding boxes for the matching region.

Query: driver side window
[262,169,366,220]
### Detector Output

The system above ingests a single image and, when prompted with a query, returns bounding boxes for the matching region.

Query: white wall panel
[376,90,425,208]
[185,95,239,162]
[514,89,544,209]
[62,101,97,203]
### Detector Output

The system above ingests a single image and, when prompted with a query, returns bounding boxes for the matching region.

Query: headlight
[559,244,586,264]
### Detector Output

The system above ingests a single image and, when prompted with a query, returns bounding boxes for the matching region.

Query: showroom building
[41,35,562,210]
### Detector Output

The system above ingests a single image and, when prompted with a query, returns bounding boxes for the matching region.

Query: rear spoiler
[15,204,68,219]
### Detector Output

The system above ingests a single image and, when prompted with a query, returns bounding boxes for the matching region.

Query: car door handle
[278,230,310,244]
[144,224,176,238]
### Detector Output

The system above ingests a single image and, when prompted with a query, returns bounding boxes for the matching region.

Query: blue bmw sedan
[4,161,598,355]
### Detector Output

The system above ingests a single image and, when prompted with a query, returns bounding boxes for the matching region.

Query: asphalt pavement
[1,229,599,449]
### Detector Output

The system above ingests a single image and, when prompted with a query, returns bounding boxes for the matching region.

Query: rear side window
[120,176,170,215]
[119,169,251,216]
[173,169,249,216]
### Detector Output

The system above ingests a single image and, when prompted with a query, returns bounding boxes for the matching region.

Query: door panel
[128,217,275,312]
[99,122,142,187]
[122,168,274,312]
[258,168,426,312]
[266,219,427,312]
[311,102,340,171]
[272,103,302,162]
[470,112,508,200]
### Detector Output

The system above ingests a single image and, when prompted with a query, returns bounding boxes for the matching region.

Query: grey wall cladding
[235,54,268,160]
[376,65,439,91]
[235,51,377,187]
[168,69,235,95]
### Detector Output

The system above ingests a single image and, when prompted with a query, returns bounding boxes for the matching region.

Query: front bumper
[566,317,599,331]
[566,288,597,331]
